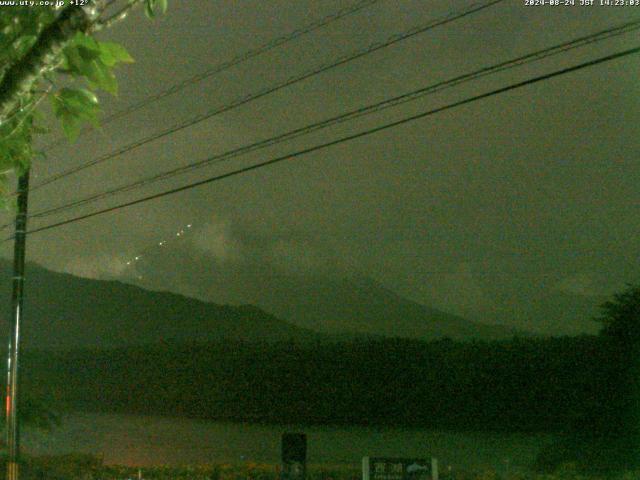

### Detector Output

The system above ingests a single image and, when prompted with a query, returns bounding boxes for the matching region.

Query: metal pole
[6,169,30,480]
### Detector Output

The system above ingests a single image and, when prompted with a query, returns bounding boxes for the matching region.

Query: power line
[19,18,640,224]
[12,45,639,241]
[29,0,504,192]
[40,0,383,152]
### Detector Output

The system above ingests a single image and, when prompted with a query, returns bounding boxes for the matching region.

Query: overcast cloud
[1,0,638,334]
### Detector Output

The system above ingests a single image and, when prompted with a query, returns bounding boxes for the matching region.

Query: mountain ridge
[0,259,319,350]
[0,258,527,350]
[234,271,527,340]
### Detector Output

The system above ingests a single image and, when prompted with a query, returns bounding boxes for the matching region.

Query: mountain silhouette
[0,259,529,350]
[0,260,317,350]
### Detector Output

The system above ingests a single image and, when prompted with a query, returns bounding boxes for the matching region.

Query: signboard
[362,457,436,480]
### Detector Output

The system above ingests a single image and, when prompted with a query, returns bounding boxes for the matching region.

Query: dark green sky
[1,0,638,335]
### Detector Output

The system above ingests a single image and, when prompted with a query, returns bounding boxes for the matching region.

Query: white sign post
[362,457,437,480]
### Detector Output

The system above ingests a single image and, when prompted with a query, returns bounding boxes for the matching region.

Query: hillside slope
[0,260,317,350]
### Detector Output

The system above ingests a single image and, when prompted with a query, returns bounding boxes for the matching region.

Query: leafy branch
[0,0,168,205]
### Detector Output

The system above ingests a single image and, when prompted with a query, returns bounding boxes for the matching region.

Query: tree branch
[2,87,52,142]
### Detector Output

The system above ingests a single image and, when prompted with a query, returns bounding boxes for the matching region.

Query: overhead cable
[19,18,640,224]
[30,0,504,192]
[12,45,639,240]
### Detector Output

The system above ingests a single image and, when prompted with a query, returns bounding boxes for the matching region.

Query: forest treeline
[14,284,640,472]
[19,335,618,432]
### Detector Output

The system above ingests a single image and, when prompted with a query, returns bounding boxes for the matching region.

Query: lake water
[22,413,553,472]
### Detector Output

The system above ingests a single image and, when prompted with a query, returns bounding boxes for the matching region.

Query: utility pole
[6,170,30,480]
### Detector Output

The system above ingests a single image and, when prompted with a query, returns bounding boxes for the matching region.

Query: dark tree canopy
[598,284,640,345]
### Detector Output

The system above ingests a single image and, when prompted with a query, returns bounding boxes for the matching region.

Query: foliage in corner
[0,0,168,206]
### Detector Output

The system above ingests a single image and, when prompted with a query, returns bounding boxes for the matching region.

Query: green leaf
[145,0,168,18]
[85,60,118,95]
[62,45,87,77]
[63,46,118,95]
[0,115,34,174]
[145,0,156,18]
[64,87,98,106]
[59,111,82,142]
[63,90,99,122]
[51,88,101,142]
[77,45,101,63]
[72,31,101,54]
[64,38,129,95]
[98,41,134,67]
[64,33,100,71]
